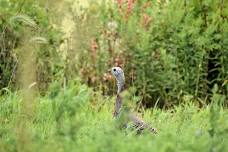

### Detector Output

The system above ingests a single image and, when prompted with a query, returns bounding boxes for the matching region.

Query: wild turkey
[111,67,157,134]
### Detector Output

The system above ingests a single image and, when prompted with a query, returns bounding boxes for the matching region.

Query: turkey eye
[113,68,116,71]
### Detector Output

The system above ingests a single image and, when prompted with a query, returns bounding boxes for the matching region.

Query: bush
[0,0,63,92]
[1,0,227,106]
[71,0,227,107]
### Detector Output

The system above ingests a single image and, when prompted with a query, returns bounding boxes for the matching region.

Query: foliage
[1,0,227,107]
[70,0,228,107]
[0,0,63,92]
[1,1,227,151]
[0,0,228,152]
[0,81,228,152]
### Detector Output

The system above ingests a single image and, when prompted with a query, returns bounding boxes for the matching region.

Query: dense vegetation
[0,0,63,91]
[0,81,228,152]
[73,0,228,107]
[0,0,227,152]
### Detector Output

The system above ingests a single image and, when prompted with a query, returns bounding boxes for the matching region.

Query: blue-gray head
[111,67,125,94]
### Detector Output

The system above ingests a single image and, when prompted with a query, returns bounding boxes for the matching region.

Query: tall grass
[0,1,227,151]
[0,81,228,152]
[0,0,64,92]
[15,28,37,152]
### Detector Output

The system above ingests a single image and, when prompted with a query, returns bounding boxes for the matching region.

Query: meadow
[0,81,228,152]
[0,0,228,152]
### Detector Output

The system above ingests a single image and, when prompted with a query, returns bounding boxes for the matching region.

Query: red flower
[117,0,123,9]
[125,0,135,19]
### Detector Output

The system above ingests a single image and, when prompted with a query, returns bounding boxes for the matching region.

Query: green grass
[0,81,227,152]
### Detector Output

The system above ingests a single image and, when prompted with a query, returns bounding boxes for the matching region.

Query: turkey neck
[113,80,124,117]
[117,76,124,94]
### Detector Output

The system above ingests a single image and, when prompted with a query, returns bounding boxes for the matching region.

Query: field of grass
[0,81,227,152]
[1,0,228,151]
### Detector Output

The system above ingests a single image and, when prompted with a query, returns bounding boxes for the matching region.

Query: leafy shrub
[71,0,228,107]
[1,0,227,106]
[0,0,64,92]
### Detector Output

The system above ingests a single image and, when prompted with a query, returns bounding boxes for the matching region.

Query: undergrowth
[0,1,227,151]
[0,81,227,152]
